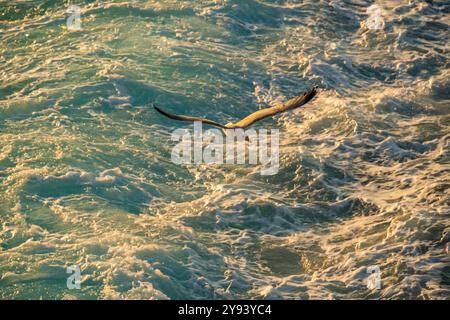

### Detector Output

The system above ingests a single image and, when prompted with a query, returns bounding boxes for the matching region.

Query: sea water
[0,0,449,299]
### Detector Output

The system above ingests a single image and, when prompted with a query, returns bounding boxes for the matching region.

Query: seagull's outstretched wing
[153,105,228,129]
[228,86,318,128]
[153,86,318,129]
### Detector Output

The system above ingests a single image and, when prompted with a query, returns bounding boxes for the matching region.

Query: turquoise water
[0,0,449,299]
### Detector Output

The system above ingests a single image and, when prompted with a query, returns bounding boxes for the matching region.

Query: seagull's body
[154,86,318,129]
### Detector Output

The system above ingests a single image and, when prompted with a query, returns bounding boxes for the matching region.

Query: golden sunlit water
[0,0,449,299]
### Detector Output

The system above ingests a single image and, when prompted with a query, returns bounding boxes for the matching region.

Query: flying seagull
[153,86,318,129]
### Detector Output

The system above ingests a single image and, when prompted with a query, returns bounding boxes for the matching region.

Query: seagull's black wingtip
[310,85,319,94]
[153,104,165,115]
[153,104,172,119]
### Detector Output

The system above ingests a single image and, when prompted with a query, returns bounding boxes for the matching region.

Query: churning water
[0,0,449,299]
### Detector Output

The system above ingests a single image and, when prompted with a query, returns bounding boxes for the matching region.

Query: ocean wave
[0,0,448,299]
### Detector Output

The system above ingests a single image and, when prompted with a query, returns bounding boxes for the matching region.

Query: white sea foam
[0,0,448,299]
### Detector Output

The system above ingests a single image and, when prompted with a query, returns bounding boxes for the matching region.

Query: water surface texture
[0,0,449,299]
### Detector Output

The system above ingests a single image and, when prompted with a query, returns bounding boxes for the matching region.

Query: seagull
[153,86,318,129]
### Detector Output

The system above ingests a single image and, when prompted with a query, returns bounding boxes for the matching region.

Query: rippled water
[0,0,449,300]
